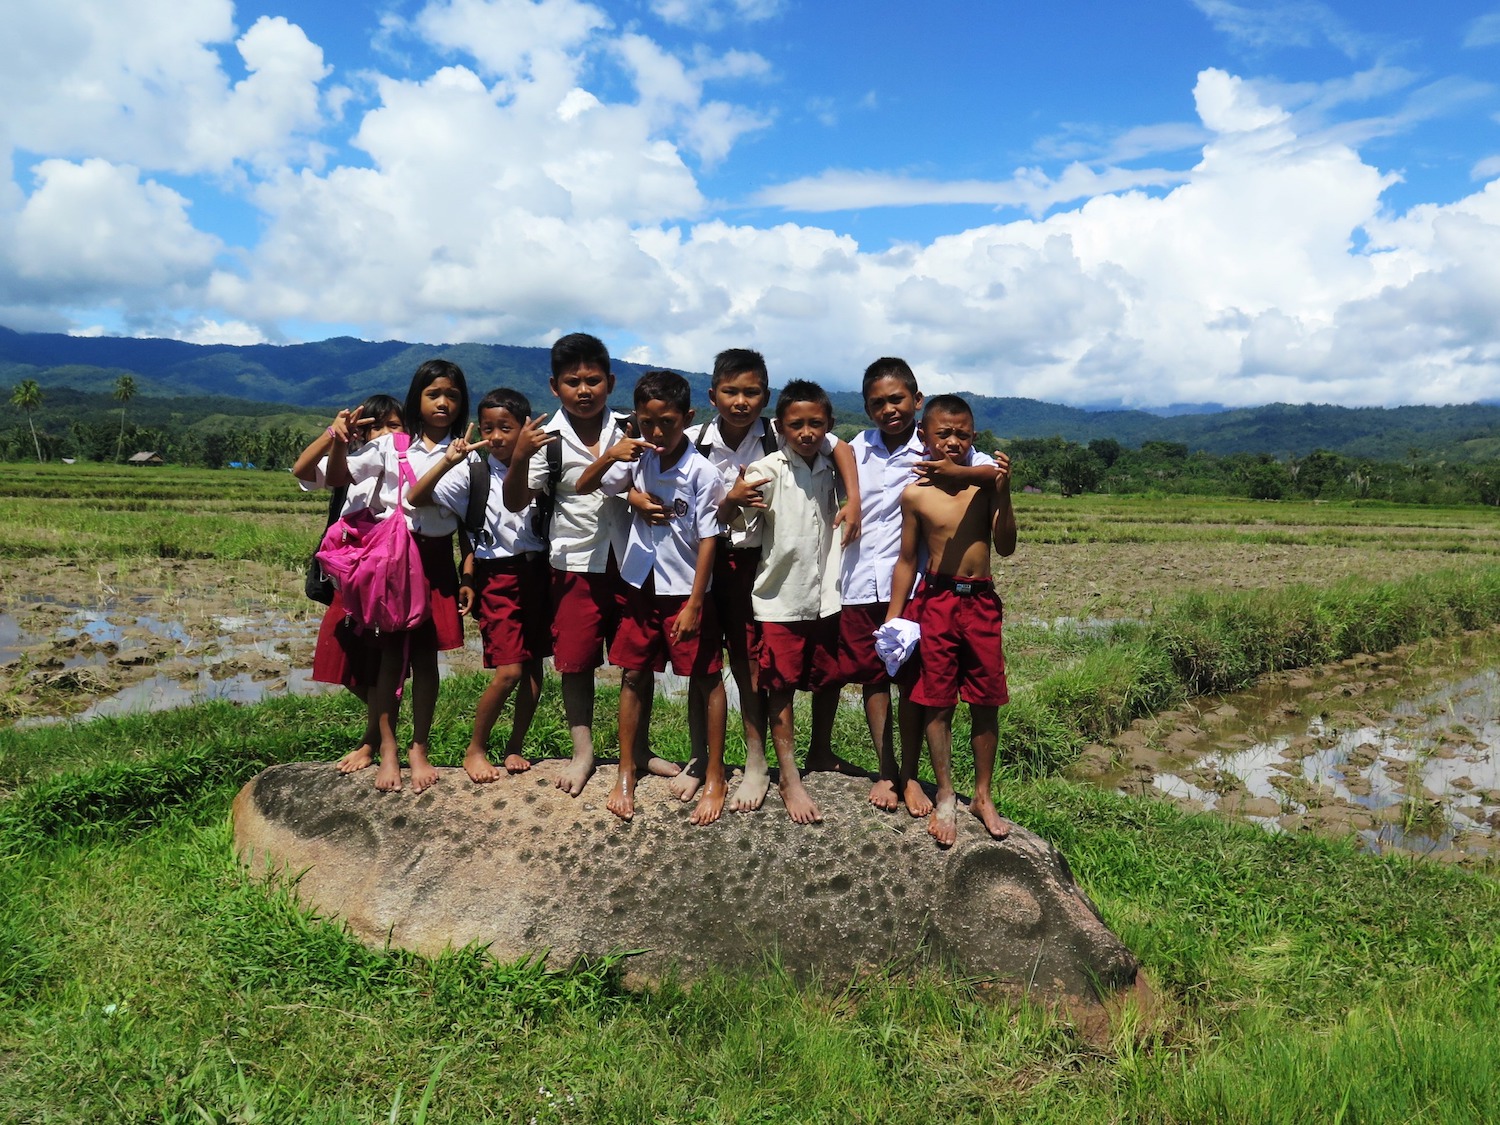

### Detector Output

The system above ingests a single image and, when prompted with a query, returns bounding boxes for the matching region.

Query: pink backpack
[315,433,432,634]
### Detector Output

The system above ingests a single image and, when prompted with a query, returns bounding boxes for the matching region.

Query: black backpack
[696,418,777,458]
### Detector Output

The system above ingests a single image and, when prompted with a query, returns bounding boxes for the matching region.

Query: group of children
[295,336,1016,845]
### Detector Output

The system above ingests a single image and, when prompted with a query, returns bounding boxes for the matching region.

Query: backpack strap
[392,432,419,492]
[463,456,492,547]
[759,418,778,457]
[694,421,715,456]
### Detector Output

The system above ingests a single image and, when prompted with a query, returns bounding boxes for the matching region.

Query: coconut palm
[10,380,44,462]
[113,374,137,462]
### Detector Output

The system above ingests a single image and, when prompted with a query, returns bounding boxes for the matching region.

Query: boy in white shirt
[840,357,1005,817]
[503,334,676,798]
[409,387,550,784]
[684,348,863,811]
[723,380,845,825]
[577,371,729,824]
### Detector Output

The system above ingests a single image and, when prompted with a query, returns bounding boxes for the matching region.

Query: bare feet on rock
[690,776,726,826]
[646,755,681,778]
[969,796,1011,839]
[463,748,501,784]
[779,776,823,825]
[903,778,934,818]
[868,777,899,812]
[503,753,531,774]
[729,764,770,811]
[338,744,374,774]
[669,757,703,802]
[805,749,866,777]
[408,745,438,794]
[928,794,957,848]
[374,753,402,792]
[607,773,635,821]
[556,752,595,796]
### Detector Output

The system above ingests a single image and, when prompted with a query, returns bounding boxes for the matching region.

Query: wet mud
[1071,627,1500,868]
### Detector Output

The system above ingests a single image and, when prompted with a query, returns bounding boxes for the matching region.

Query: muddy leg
[502,657,544,772]
[689,674,728,825]
[557,671,597,796]
[864,684,899,810]
[371,635,406,792]
[465,663,522,783]
[967,704,1009,839]
[769,688,821,824]
[730,657,770,811]
[609,668,651,820]
[406,643,440,794]
[897,690,933,817]
[925,704,957,847]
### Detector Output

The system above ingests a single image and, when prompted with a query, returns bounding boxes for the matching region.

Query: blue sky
[3,0,1499,407]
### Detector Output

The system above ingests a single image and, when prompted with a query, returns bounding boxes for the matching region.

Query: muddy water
[1074,628,1500,865]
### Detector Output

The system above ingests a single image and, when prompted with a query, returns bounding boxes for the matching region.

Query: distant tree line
[0,416,313,470]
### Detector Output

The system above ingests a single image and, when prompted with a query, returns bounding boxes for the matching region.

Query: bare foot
[691,777,726,826]
[374,754,402,792]
[969,797,1011,839]
[928,794,957,848]
[903,778,934,818]
[805,749,867,776]
[779,776,823,825]
[646,756,681,778]
[556,752,595,797]
[338,744,375,774]
[408,745,439,794]
[463,748,501,784]
[669,758,703,802]
[729,764,770,811]
[607,774,635,821]
[868,778,899,812]
[503,753,531,774]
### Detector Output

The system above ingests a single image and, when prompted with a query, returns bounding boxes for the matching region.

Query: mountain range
[3,325,1498,462]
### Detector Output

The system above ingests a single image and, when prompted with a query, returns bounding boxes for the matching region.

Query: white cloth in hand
[873,618,921,677]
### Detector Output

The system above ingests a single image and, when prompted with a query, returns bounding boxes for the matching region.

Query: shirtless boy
[885,394,1017,847]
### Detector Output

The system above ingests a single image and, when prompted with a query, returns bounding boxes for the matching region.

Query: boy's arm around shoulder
[407,427,479,507]
[828,438,862,546]
[992,452,1017,558]
[885,484,924,623]
[723,452,777,530]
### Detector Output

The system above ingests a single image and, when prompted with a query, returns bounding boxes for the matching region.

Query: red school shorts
[475,554,552,668]
[711,545,761,666]
[758,616,842,694]
[609,578,724,676]
[414,532,464,652]
[904,576,1008,709]
[549,560,624,674]
[837,601,889,686]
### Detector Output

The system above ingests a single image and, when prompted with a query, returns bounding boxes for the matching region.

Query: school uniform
[600,443,726,676]
[304,450,386,689]
[838,432,998,684]
[525,411,632,673]
[430,454,550,668]
[736,447,843,693]
[902,574,1009,709]
[341,432,463,650]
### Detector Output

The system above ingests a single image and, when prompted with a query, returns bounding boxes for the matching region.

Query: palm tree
[10,380,44,462]
[113,374,137,462]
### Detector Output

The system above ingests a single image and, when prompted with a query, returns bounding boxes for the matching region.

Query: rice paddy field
[3,462,1500,1122]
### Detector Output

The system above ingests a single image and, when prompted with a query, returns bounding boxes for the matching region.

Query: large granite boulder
[233,761,1148,1026]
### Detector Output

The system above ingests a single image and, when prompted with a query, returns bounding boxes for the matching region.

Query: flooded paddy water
[1070,627,1500,867]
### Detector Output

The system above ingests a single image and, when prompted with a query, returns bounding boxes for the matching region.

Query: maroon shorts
[905,577,1007,708]
[609,580,724,676]
[837,601,889,685]
[415,532,464,652]
[475,554,551,668]
[758,617,841,693]
[550,562,623,673]
[711,545,760,666]
[310,587,380,690]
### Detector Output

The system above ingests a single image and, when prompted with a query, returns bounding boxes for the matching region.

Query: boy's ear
[913,391,924,409]
[605,374,617,392]
[684,407,695,425]
[549,377,560,398]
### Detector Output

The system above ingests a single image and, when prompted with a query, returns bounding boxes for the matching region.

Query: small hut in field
[127,451,165,466]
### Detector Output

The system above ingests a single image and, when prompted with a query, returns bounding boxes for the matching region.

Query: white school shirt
[601,444,725,596]
[525,410,631,573]
[295,453,384,517]
[683,419,842,548]
[430,453,545,561]
[341,432,459,536]
[736,449,842,622]
[839,429,997,605]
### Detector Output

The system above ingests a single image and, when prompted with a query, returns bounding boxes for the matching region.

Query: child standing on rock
[327,360,472,794]
[885,394,1017,847]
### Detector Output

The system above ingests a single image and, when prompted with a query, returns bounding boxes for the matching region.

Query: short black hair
[922,393,973,423]
[404,358,470,440]
[551,332,611,380]
[357,394,403,429]
[776,379,833,424]
[634,370,692,413]
[477,387,532,424]
[712,348,769,390]
[862,357,919,400]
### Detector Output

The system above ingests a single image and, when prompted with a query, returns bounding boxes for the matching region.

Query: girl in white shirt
[328,360,472,794]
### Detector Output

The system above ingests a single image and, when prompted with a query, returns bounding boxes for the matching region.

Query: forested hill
[3,325,1498,462]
